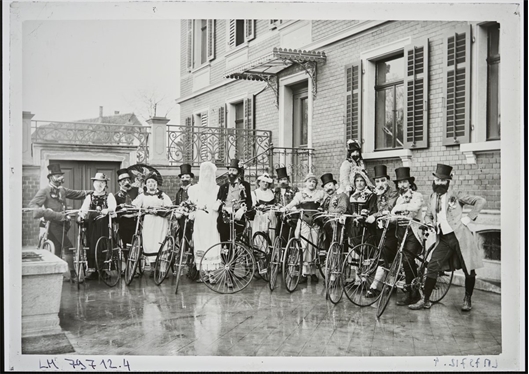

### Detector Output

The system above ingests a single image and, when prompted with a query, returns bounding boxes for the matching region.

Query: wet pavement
[58,274,501,357]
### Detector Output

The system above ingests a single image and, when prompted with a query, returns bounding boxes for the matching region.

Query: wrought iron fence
[31,120,150,163]
[167,125,272,167]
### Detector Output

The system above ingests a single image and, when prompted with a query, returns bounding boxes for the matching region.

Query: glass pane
[236,20,245,46]
[375,88,393,149]
[200,20,207,64]
[395,84,404,147]
[301,97,308,147]
[376,55,404,84]
[487,63,500,140]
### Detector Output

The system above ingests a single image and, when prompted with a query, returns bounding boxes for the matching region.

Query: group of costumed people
[29,138,487,311]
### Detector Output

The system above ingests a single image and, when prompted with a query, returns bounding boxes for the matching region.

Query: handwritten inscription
[434,357,498,369]
[39,358,131,371]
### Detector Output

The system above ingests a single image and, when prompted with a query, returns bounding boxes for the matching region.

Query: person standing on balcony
[28,163,90,281]
[251,172,277,241]
[217,159,253,242]
[114,169,140,255]
[273,167,298,245]
[338,139,373,196]
[283,172,326,283]
[174,163,195,244]
[78,173,117,281]
[409,164,486,312]
[131,172,172,277]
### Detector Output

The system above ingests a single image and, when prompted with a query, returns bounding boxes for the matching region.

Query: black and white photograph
[4,0,525,371]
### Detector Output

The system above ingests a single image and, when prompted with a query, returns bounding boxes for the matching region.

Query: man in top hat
[319,172,349,253]
[216,159,253,242]
[338,139,373,195]
[273,167,298,246]
[363,164,400,297]
[114,168,140,254]
[28,163,90,281]
[409,164,486,312]
[174,163,195,245]
[390,167,424,306]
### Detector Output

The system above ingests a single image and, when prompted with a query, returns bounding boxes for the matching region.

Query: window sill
[191,63,211,75]
[224,42,249,58]
[460,140,501,164]
[363,148,413,166]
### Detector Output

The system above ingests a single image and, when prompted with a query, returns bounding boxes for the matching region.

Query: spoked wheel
[95,236,120,287]
[75,244,86,289]
[252,232,271,282]
[199,242,255,294]
[269,237,283,291]
[317,230,328,280]
[125,235,141,285]
[344,243,381,307]
[154,236,176,286]
[428,270,454,303]
[376,251,403,318]
[174,238,187,294]
[42,240,55,254]
[283,238,302,293]
[325,242,344,304]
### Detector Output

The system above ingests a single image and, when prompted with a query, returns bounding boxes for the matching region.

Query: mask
[399,186,409,195]
[181,180,191,186]
[432,181,449,195]
[228,174,238,183]
[50,175,64,187]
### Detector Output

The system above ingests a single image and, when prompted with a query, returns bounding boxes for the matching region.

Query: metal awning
[225,47,326,81]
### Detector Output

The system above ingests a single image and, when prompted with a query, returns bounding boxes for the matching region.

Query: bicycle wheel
[317,230,328,280]
[42,240,55,254]
[429,270,454,303]
[326,242,344,304]
[95,236,120,287]
[125,235,141,285]
[154,236,175,286]
[199,242,255,294]
[283,238,302,293]
[252,232,271,282]
[269,237,283,291]
[74,241,85,289]
[376,251,404,318]
[174,238,186,294]
[344,243,381,307]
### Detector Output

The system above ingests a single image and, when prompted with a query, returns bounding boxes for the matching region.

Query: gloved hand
[365,215,375,224]
[338,216,346,225]
[189,212,196,221]
[212,200,222,212]
[461,215,472,226]
[101,208,109,216]
[234,207,246,221]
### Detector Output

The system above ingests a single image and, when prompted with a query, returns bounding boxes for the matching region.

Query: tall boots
[462,273,475,311]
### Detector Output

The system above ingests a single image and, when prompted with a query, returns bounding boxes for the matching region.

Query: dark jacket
[28,185,87,221]
[274,186,298,207]
[217,180,253,211]
[174,186,191,206]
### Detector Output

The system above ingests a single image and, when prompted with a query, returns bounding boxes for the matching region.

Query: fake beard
[399,187,409,195]
[51,176,64,186]
[432,182,449,195]
[181,180,191,186]
[228,174,238,183]
[279,181,289,188]
[325,188,335,195]
[375,185,387,195]
[121,182,131,190]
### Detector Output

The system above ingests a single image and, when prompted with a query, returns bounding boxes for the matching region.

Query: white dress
[132,190,172,263]
[251,188,277,239]
[188,184,221,270]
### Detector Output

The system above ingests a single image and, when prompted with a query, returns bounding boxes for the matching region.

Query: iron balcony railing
[31,120,150,163]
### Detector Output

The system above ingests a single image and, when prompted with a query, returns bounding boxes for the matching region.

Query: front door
[50,160,121,248]
[291,82,310,184]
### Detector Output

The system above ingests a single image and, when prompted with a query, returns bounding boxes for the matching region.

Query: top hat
[433,163,453,180]
[47,164,64,178]
[257,173,273,184]
[304,172,318,182]
[91,172,110,182]
[276,167,289,180]
[373,165,389,180]
[227,159,243,170]
[347,139,362,152]
[320,173,337,187]
[178,163,194,178]
[394,167,415,183]
[117,168,131,182]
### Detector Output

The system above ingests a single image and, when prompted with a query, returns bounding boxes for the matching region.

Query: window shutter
[201,111,208,126]
[245,20,255,42]
[207,20,215,61]
[243,95,255,161]
[228,19,236,48]
[184,116,193,162]
[403,38,429,149]
[443,25,471,145]
[218,106,226,163]
[186,20,194,71]
[345,61,362,143]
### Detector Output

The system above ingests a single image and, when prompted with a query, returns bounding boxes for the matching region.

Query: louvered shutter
[186,20,194,71]
[200,111,208,126]
[245,20,255,42]
[207,20,215,61]
[184,116,193,162]
[218,106,226,163]
[243,96,255,161]
[404,38,429,149]
[443,25,471,145]
[228,20,236,48]
[345,61,362,143]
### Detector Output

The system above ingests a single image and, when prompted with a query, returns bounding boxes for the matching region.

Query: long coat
[424,189,486,272]
[391,189,424,242]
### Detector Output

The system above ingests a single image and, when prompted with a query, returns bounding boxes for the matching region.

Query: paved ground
[57,272,501,358]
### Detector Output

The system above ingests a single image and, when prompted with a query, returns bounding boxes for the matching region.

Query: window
[228,20,255,49]
[486,23,500,140]
[186,20,215,71]
[375,54,405,150]
[269,20,284,29]
[292,84,309,148]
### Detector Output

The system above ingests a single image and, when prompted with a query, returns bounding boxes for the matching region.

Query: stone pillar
[23,111,35,165]
[147,117,170,165]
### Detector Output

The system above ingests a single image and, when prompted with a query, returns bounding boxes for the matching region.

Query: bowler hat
[394,167,415,183]
[117,168,131,182]
[347,139,362,151]
[276,167,289,181]
[373,165,389,180]
[91,172,110,181]
[320,173,337,187]
[304,172,318,182]
[47,164,64,178]
[179,163,194,178]
[433,163,453,180]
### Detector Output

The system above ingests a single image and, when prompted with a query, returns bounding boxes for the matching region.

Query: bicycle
[268,208,296,291]
[94,211,122,287]
[375,215,454,318]
[70,209,99,288]
[199,206,256,294]
[37,219,55,253]
[251,204,282,283]
[123,206,147,285]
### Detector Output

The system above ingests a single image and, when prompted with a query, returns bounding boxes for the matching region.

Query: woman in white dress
[187,162,221,276]
[132,173,172,272]
[251,173,277,241]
